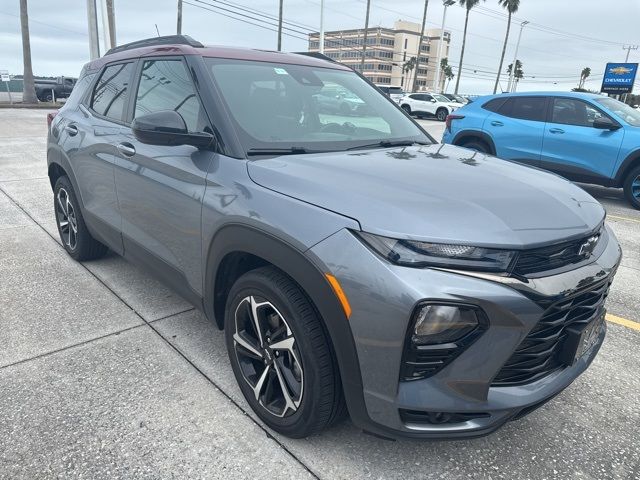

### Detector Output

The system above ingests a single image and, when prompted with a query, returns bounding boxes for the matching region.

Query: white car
[399,93,461,121]
[376,85,405,103]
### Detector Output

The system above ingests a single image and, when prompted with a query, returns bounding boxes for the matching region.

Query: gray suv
[47,36,621,440]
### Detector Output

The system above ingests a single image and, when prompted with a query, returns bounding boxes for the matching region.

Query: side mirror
[131,110,214,149]
[593,116,620,131]
[430,99,437,103]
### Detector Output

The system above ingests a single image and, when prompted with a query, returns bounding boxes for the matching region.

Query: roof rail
[104,35,203,56]
[292,51,336,63]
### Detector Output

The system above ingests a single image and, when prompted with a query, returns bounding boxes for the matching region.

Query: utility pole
[360,0,371,71]
[319,0,325,54]
[177,0,182,34]
[621,45,638,102]
[507,20,528,93]
[433,0,454,93]
[277,0,283,51]
[106,0,116,47]
[99,0,115,51]
[86,0,100,60]
[411,0,429,92]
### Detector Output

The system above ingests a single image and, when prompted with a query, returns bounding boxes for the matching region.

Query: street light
[507,20,529,93]
[433,0,455,93]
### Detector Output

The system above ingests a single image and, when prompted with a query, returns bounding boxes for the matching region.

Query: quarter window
[499,97,547,122]
[91,62,134,121]
[134,59,204,133]
[551,98,602,127]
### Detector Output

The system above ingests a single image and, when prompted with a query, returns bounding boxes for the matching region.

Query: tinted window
[387,87,403,95]
[91,62,134,121]
[551,98,602,127]
[134,59,204,133]
[499,97,546,122]
[482,97,508,113]
[596,97,640,127]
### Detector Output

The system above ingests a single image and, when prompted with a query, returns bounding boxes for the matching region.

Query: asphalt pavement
[1,109,638,479]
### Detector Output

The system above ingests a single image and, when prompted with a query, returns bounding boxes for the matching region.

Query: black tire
[436,108,448,122]
[460,138,490,154]
[623,164,640,210]
[224,266,345,438]
[53,176,108,261]
[401,104,412,115]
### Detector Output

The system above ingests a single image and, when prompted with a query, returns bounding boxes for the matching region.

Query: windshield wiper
[346,140,430,151]
[247,147,329,156]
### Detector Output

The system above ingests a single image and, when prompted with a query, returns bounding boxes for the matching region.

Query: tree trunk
[454,9,470,94]
[412,0,429,92]
[493,11,512,94]
[20,0,37,104]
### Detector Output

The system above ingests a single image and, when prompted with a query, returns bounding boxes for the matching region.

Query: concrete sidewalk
[0,109,638,479]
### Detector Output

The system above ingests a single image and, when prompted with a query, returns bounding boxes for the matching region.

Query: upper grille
[492,279,610,386]
[513,231,601,276]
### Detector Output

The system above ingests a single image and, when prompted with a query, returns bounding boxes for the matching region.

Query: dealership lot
[1,109,638,479]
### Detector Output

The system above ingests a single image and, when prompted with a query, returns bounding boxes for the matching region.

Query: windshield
[596,97,640,127]
[204,58,429,154]
[433,94,450,103]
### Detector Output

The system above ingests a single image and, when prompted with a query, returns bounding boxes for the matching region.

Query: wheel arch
[204,224,369,426]
[615,150,640,187]
[47,147,85,208]
[452,130,497,155]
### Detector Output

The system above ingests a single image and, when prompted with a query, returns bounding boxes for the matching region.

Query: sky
[1,0,639,94]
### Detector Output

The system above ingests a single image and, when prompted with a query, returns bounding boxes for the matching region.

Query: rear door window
[499,97,547,122]
[91,62,135,121]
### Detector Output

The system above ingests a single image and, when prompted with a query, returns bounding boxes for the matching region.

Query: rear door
[540,97,624,181]
[64,60,136,253]
[114,56,215,299]
[484,96,548,166]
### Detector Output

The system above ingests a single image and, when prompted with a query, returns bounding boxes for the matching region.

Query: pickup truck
[35,77,76,102]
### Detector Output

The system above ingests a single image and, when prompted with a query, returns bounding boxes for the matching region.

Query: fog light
[412,304,479,345]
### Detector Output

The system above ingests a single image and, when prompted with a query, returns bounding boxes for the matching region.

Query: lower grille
[400,409,490,425]
[492,279,610,386]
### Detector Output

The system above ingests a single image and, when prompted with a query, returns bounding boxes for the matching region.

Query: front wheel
[224,266,345,438]
[623,164,640,209]
[436,108,448,122]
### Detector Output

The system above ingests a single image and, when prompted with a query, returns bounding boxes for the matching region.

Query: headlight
[355,231,516,273]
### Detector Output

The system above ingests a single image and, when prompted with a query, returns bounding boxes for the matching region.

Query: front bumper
[309,225,621,439]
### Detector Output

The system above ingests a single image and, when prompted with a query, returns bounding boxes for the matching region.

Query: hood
[247,144,605,248]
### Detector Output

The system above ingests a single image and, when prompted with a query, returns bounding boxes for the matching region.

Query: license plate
[560,312,605,365]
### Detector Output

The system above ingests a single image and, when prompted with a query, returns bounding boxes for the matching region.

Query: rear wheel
[54,176,108,261]
[224,266,345,438]
[401,104,412,115]
[460,138,490,154]
[436,108,448,122]
[623,164,640,209]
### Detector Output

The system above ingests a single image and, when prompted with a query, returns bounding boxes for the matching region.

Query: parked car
[442,93,468,104]
[375,85,404,103]
[313,83,366,115]
[35,76,76,102]
[399,92,461,121]
[442,92,640,209]
[47,36,621,440]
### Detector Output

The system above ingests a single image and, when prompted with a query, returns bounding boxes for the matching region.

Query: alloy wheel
[633,175,640,199]
[56,187,78,250]
[233,295,304,418]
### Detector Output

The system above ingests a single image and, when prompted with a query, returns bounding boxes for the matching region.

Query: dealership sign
[601,63,638,94]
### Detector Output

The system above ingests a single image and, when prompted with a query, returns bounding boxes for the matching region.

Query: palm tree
[579,67,591,89]
[454,0,485,94]
[412,0,430,92]
[19,0,37,104]
[403,57,417,91]
[493,0,520,94]
[441,57,455,92]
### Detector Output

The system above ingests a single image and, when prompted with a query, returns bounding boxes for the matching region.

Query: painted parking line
[606,313,640,331]
[608,214,640,224]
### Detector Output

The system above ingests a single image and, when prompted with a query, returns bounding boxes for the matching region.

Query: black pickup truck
[35,77,76,102]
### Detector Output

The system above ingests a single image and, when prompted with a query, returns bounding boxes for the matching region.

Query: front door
[114,57,215,299]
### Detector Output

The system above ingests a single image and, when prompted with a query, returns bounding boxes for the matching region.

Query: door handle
[549,128,565,134]
[64,124,78,136]
[117,142,136,157]
[490,121,504,127]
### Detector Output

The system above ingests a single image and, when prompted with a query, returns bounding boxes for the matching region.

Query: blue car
[442,92,640,209]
